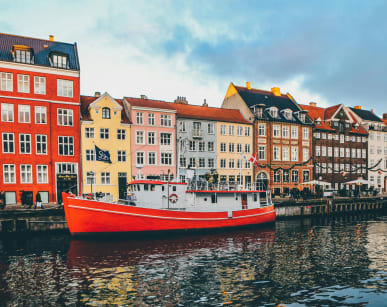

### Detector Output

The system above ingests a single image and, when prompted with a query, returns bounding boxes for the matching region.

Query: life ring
[169,193,178,203]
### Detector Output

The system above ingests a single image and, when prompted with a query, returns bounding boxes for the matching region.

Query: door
[56,174,78,204]
[241,193,247,209]
[118,174,127,200]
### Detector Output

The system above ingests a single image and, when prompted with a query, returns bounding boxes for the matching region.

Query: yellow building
[217,118,254,187]
[80,92,132,200]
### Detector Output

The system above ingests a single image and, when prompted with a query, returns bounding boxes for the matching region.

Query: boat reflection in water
[66,228,276,306]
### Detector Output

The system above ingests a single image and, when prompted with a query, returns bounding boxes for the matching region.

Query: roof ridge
[0,32,75,46]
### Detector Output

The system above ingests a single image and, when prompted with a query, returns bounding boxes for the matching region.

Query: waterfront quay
[0,197,386,233]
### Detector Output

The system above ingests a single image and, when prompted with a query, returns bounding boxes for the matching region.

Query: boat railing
[187,181,268,192]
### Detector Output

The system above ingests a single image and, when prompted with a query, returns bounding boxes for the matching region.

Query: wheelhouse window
[1,72,13,91]
[57,108,73,126]
[51,53,69,69]
[1,103,14,122]
[57,79,73,97]
[102,107,110,119]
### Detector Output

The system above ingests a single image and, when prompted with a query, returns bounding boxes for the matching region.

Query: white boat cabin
[126,180,272,212]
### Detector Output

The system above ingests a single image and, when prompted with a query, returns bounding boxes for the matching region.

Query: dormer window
[13,46,33,64]
[316,119,321,125]
[298,112,306,123]
[102,107,110,119]
[283,109,292,120]
[50,53,69,69]
[269,107,278,118]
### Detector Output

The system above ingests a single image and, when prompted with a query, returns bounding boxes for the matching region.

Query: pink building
[124,96,176,180]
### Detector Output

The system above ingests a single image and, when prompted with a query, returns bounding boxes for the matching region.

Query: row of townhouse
[1,33,386,205]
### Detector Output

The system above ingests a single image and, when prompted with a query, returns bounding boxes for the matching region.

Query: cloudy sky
[1,0,386,116]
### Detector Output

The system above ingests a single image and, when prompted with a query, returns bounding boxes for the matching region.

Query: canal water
[0,214,386,306]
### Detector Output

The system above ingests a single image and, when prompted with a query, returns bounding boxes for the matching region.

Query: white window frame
[19,133,31,154]
[85,127,95,139]
[2,132,14,153]
[17,74,30,93]
[34,76,46,94]
[36,165,48,183]
[18,105,30,123]
[35,106,47,124]
[57,108,73,126]
[148,152,156,165]
[1,72,13,91]
[1,103,14,122]
[57,79,73,97]
[3,164,16,183]
[36,134,47,155]
[58,136,74,156]
[20,164,33,183]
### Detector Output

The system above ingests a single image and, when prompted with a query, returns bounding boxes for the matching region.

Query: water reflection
[0,215,386,306]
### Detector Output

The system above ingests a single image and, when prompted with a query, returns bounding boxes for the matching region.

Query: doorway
[56,174,78,204]
[241,193,247,209]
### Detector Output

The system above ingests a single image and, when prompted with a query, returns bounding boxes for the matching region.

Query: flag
[340,171,346,176]
[250,153,259,167]
[95,145,112,163]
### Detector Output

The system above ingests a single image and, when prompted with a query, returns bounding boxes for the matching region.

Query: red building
[0,33,81,205]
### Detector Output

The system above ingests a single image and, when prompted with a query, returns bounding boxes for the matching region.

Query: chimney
[246,81,251,89]
[140,94,147,99]
[94,91,101,97]
[370,109,374,114]
[271,87,281,96]
[383,113,387,120]
[49,35,54,42]
[354,105,361,110]
[309,102,317,107]
[202,98,208,107]
[174,96,188,104]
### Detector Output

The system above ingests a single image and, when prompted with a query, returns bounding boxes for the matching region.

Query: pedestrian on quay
[35,192,43,209]
[0,190,5,209]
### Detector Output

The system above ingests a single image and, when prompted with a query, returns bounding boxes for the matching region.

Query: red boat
[63,180,276,236]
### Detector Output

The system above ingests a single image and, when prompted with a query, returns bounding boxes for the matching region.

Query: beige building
[80,92,132,200]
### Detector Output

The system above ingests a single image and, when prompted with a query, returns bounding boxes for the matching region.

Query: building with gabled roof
[346,106,386,192]
[300,102,368,192]
[0,33,80,205]
[80,92,132,201]
[222,82,314,197]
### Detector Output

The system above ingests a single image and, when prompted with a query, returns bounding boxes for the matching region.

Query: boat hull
[63,193,276,236]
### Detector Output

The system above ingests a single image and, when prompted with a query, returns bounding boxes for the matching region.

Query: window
[17,74,30,93]
[18,105,30,123]
[282,147,289,161]
[19,133,31,154]
[52,54,68,68]
[118,150,126,162]
[220,159,226,168]
[2,133,14,153]
[1,72,13,91]
[85,127,95,139]
[136,152,144,165]
[57,136,74,156]
[357,148,361,158]
[197,141,204,152]
[102,107,110,119]
[220,124,226,135]
[208,142,214,152]
[1,103,14,122]
[20,164,32,183]
[190,157,197,168]
[148,152,156,165]
[117,129,126,140]
[160,133,172,145]
[35,106,46,124]
[34,76,46,94]
[245,144,250,153]
[315,146,320,157]
[179,156,186,167]
[321,133,326,139]
[179,121,186,132]
[245,127,250,136]
[101,172,110,185]
[303,148,309,161]
[291,170,299,183]
[161,152,172,165]
[259,146,266,160]
[283,170,289,183]
[100,128,109,139]
[351,148,356,158]
[362,149,367,159]
[258,124,265,136]
[208,158,215,168]
[57,79,73,97]
[220,143,226,152]
[291,147,298,161]
[273,125,280,137]
[321,146,326,157]
[36,134,47,154]
[86,149,95,161]
[229,159,235,168]
[36,165,48,183]
[340,134,344,143]
[86,171,96,185]
[134,131,144,144]
[269,107,278,118]
[189,141,196,151]
[57,109,73,126]
[237,126,243,136]
[237,143,242,153]
[136,112,143,124]
[161,114,172,127]
[148,113,155,126]
[3,164,16,183]
[274,170,281,183]
[147,132,155,145]
[345,148,350,158]
[303,128,309,140]
[291,126,298,139]
[229,143,234,153]
[208,123,215,134]
[282,126,289,138]
[228,125,235,135]
[199,158,205,168]
[193,122,202,137]
[273,146,280,161]
[303,170,310,182]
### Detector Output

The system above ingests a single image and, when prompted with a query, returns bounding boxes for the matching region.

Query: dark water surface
[0,214,386,306]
